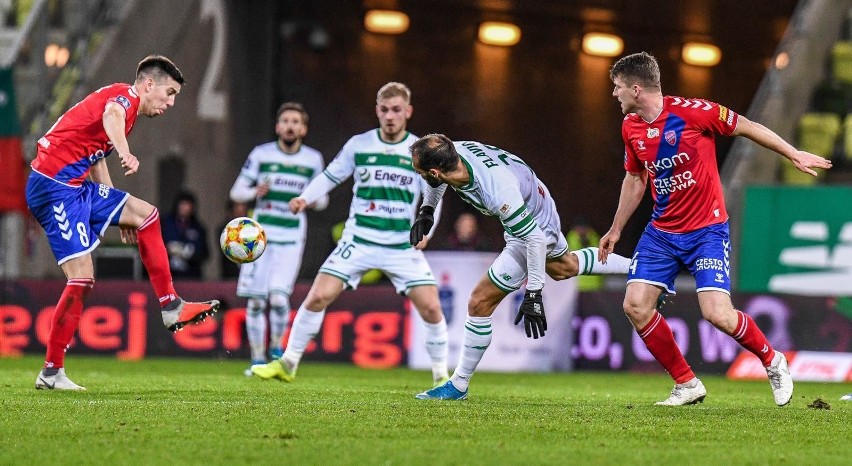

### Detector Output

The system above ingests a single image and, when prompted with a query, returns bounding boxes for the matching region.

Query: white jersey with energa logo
[450,141,560,241]
[237,142,325,243]
[322,129,425,248]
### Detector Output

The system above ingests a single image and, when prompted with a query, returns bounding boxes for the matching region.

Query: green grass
[1,356,850,465]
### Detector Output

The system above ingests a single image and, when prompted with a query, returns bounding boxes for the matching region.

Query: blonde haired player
[251,83,450,385]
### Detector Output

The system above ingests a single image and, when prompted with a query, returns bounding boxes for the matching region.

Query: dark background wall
[225,0,798,278]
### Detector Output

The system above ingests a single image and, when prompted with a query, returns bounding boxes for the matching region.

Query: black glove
[409,205,435,246]
[514,289,546,339]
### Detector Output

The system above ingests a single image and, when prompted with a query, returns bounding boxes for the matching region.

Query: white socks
[282,305,325,372]
[268,305,289,350]
[573,247,631,275]
[450,315,492,391]
[245,300,267,362]
[422,318,449,381]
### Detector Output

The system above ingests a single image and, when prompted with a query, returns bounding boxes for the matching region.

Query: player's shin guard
[573,247,631,275]
[137,209,178,307]
[44,279,94,369]
[728,310,775,366]
[422,317,449,381]
[282,305,325,371]
[638,311,695,384]
[451,315,492,391]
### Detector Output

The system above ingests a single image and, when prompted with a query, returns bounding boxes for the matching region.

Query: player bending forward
[408,134,632,400]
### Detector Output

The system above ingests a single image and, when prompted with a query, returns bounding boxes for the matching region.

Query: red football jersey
[31,83,140,186]
[622,95,738,233]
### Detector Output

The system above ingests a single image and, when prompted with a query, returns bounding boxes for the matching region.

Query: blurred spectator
[442,211,494,252]
[161,191,209,279]
[217,199,250,280]
[565,217,603,291]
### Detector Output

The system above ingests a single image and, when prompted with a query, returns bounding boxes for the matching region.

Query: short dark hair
[609,51,661,89]
[276,102,309,125]
[136,55,185,85]
[409,133,459,172]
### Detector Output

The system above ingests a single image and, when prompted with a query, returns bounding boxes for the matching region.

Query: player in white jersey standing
[229,102,328,376]
[408,134,632,400]
[251,83,450,385]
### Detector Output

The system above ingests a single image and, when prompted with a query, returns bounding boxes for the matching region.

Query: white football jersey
[450,141,561,239]
[322,129,426,248]
[236,142,325,243]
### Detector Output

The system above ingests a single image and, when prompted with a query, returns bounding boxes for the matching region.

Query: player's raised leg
[120,197,220,332]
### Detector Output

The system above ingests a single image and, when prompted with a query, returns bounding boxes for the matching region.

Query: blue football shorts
[26,171,129,265]
[627,222,731,295]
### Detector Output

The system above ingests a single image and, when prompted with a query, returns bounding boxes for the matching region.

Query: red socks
[137,209,178,308]
[730,310,775,366]
[44,279,94,369]
[638,311,695,384]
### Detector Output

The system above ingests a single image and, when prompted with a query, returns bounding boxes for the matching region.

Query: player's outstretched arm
[732,115,833,176]
[600,171,646,263]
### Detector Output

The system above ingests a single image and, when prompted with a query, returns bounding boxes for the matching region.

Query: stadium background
[1,0,850,379]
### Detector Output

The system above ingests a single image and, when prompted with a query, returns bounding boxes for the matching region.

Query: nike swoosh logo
[38,376,55,389]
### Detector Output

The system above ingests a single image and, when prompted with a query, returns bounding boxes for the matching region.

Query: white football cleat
[766,351,793,406]
[655,378,706,406]
[35,368,86,391]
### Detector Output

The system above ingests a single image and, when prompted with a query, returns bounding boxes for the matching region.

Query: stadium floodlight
[364,10,410,35]
[582,33,624,57]
[478,21,521,46]
[682,42,722,66]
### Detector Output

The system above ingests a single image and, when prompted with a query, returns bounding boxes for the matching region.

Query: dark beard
[426,177,444,188]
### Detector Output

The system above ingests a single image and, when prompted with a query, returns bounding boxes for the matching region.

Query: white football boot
[35,368,86,391]
[766,351,794,406]
[655,378,706,406]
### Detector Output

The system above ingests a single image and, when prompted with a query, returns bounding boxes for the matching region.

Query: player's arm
[497,188,547,339]
[102,101,138,176]
[290,142,355,214]
[409,184,447,247]
[88,155,114,187]
[731,114,833,176]
[599,171,646,263]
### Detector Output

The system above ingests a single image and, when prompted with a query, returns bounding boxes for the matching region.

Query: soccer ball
[220,217,266,264]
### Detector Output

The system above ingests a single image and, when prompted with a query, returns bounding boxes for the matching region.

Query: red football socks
[44,279,94,369]
[729,310,775,366]
[137,209,178,308]
[638,311,695,384]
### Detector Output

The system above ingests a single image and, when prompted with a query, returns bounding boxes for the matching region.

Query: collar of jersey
[457,156,476,191]
[375,129,411,145]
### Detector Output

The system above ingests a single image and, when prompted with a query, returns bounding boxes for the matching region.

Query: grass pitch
[1,356,849,465]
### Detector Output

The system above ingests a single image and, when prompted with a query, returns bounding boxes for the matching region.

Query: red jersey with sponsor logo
[622,95,738,233]
[31,83,140,186]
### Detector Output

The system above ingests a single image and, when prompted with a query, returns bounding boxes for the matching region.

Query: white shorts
[237,241,305,298]
[487,229,569,292]
[318,234,436,294]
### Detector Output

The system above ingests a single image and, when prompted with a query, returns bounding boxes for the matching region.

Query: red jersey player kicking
[600,52,831,406]
[26,55,220,390]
